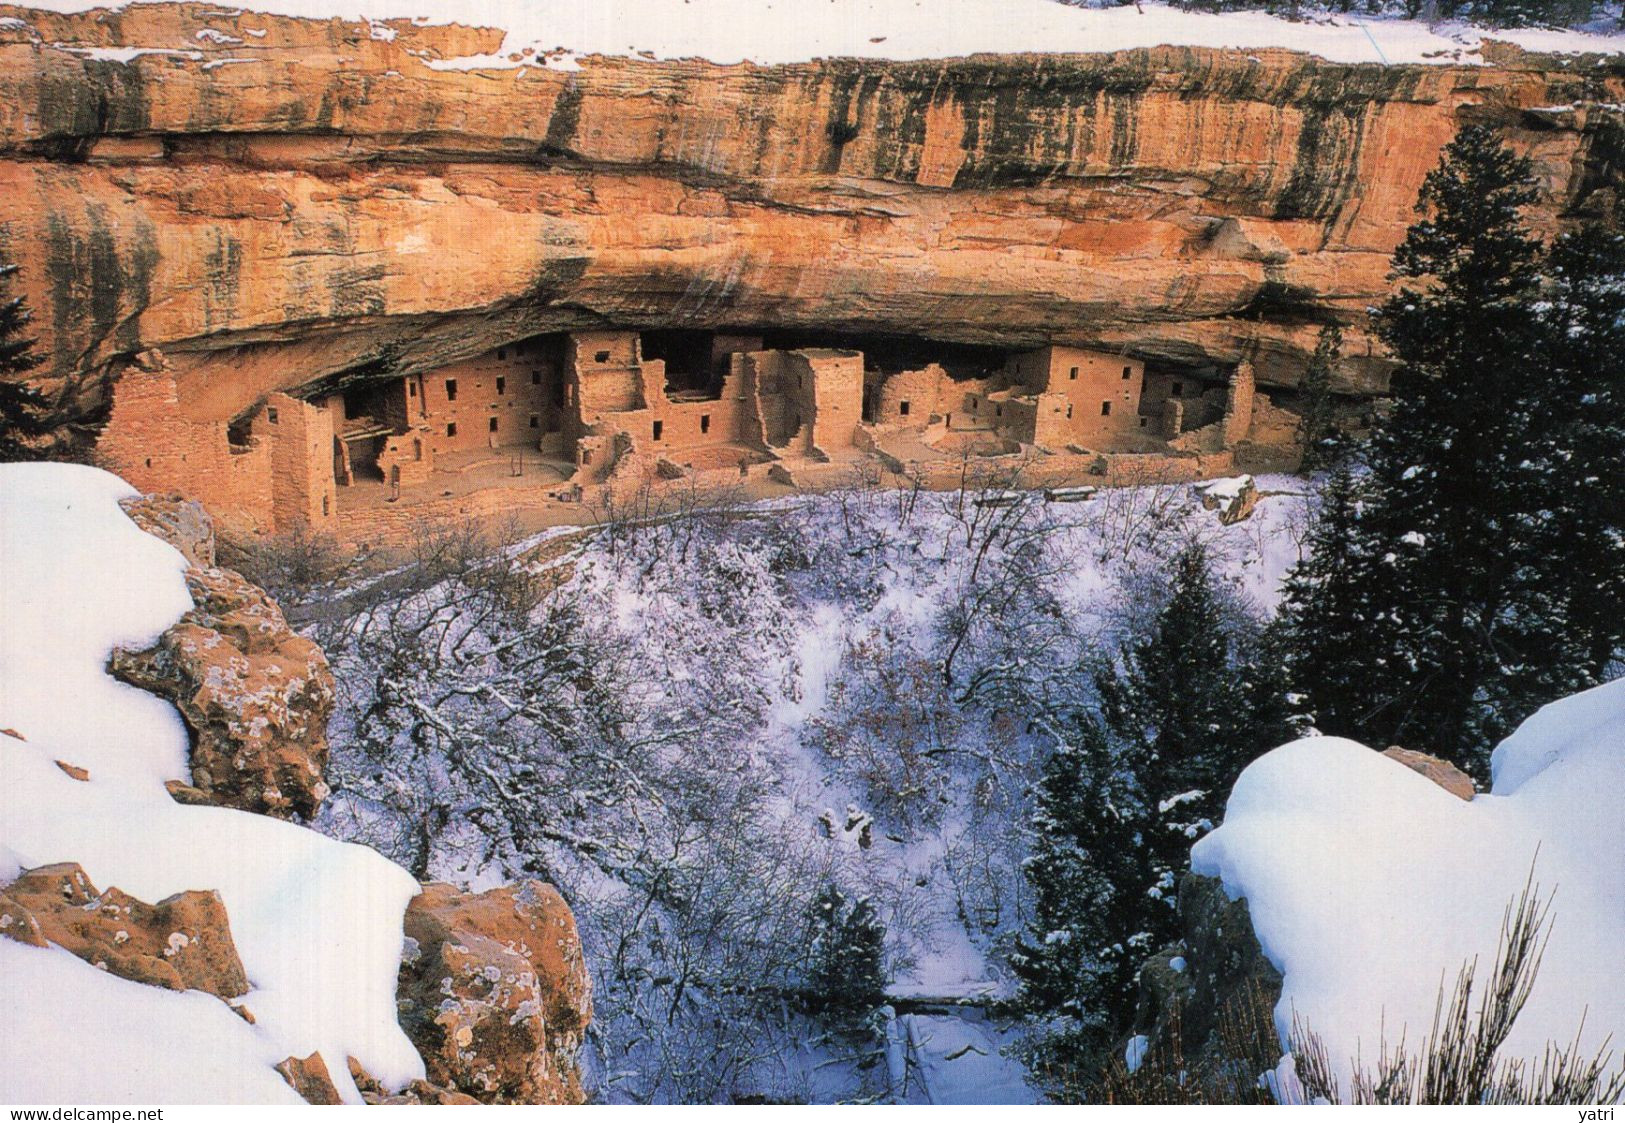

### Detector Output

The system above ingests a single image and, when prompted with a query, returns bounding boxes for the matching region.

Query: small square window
[1171,382,1183,398]
[1069,367,1079,381]
[1122,365,1133,380]
[1140,417,1149,428]
[531,370,541,385]
[652,420,663,441]
[530,414,540,429]
[446,379,458,402]
[594,350,611,363]
[899,400,911,417]
[1100,401,1111,416]
[497,348,506,361]
[408,381,417,398]
[995,405,1002,417]
[489,416,499,432]
[581,449,593,465]
[266,406,279,425]
[496,376,506,395]
[700,414,711,434]
[447,422,458,437]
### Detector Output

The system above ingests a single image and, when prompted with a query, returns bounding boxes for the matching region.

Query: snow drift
[0,463,424,1104]
[1192,679,1625,1096]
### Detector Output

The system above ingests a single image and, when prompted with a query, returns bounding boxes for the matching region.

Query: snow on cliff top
[15,0,1625,67]
[0,463,424,1104]
[1192,678,1625,1097]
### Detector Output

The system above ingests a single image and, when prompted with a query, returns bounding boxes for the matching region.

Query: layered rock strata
[0,3,1618,451]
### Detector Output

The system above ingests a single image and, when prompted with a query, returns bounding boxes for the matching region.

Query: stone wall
[414,348,557,457]
[740,350,817,453]
[868,363,947,425]
[266,392,339,531]
[804,349,864,457]
[570,332,646,417]
[1222,361,1257,449]
[97,358,337,535]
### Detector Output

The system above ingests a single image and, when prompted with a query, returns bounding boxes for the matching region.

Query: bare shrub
[1289,879,1625,1105]
[1089,881,1624,1106]
[220,522,352,611]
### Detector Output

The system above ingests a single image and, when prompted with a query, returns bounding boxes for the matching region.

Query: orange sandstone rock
[275,1053,344,1106]
[0,862,250,999]
[1382,746,1477,801]
[0,2,1617,460]
[398,881,593,1105]
[108,524,336,819]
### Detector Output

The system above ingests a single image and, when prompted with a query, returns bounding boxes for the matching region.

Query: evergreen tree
[1097,545,1288,912]
[803,884,887,1016]
[1486,224,1625,722]
[0,260,52,462]
[1278,461,1391,737]
[1296,323,1345,472]
[1016,544,1295,1053]
[1010,715,1148,1049]
[1280,128,1625,778]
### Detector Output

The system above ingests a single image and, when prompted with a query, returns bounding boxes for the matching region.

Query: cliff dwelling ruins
[95,327,1303,540]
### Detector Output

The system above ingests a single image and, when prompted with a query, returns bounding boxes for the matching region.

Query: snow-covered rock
[110,561,336,820]
[0,862,250,1000]
[0,463,423,1103]
[1191,679,1625,1097]
[1195,474,1259,525]
[397,880,593,1104]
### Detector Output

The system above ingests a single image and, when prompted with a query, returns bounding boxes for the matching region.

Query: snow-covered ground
[1193,679,1625,1098]
[15,0,1624,68]
[0,464,423,1104]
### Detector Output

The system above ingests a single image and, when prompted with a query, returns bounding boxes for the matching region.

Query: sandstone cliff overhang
[0,2,1619,447]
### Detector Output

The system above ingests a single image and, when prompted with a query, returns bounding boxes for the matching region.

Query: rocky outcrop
[0,3,1619,450]
[397,881,593,1105]
[120,493,215,568]
[1196,474,1259,524]
[1382,746,1476,800]
[0,862,250,1001]
[274,1053,344,1105]
[348,1060,482,1106]
[1131,873,1284,1072]
[109,497,334,819]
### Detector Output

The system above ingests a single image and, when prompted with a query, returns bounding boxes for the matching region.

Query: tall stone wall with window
[98,357,334,535]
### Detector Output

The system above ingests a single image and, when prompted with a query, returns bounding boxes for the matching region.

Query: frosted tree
[1095,544,1286,916]
[803,884,888,1018]
[1278,461,1389,737]
[1010,715,1148,1057]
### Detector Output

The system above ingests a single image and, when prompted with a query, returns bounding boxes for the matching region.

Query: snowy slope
[15,0,1624,67]
[315,470,1313,1102]
[0,940,305,1105]
[0,464,424,1104]
[1191,679,1625,1097]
